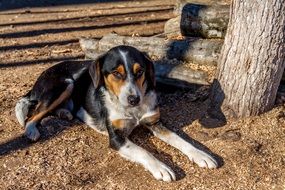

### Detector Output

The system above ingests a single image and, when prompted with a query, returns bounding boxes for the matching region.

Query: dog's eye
[112,71,122,79]
[136,69,144,78]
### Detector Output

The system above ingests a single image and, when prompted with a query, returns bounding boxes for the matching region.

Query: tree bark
[211,0,285,118]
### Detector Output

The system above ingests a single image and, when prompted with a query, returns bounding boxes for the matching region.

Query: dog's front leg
[140,116,218,169]
[107,119,176,182]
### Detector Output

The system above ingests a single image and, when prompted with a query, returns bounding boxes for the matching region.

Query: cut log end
[170,1,230,39]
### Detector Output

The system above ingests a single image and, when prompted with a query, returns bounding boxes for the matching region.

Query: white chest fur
[103,90,158,126]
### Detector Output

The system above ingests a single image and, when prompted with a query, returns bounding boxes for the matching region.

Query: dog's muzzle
[127,95,140,106]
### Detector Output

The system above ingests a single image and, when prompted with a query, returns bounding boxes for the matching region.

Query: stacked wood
[80,33,223,66]
[79,34,219,86]
[165,0,230,39]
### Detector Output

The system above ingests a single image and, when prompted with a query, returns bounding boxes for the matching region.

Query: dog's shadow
[0,114,78,156]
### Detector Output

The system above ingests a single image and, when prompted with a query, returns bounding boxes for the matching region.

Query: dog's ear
[142,52,156,88]
[89,54,105,89]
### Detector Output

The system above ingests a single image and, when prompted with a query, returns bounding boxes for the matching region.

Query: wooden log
[171,0,230,38]
[163,16,182,38]
[79,33,223,66]
[79,37,100,60]
[181,4,229,38]
[175,0,230,15]
[154,62,209,85]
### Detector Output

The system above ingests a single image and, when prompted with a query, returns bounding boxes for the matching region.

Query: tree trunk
[211,0,285,118]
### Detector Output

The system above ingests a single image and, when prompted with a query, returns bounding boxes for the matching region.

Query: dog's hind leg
[55,99,74,121]
[25,82,74,141]
[15,91,35,127]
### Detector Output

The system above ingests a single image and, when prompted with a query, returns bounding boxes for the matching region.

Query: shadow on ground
[0,0,121,11]
[0,55,85,68]
[0,116,80,156]
[0,19,167,39]
[0,8,171,27]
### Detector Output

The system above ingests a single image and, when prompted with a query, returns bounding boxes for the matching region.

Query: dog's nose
[127,95,140,106]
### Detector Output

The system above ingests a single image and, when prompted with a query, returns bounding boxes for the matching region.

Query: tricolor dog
[15,45,218,182]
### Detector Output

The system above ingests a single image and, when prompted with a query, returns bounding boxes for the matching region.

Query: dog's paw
[56,108,73,121]
[187,149,218,169]
[147,160,176,182]
[25,122,40,141]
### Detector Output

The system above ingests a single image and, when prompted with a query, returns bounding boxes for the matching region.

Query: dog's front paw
[187,149,218,169]
[25,122,40,141]
[147,159,176,182]
[56,108,73,121]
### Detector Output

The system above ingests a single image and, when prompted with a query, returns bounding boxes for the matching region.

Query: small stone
[196,131,212,141]
[220,130,241,141]
[248,140,262,152]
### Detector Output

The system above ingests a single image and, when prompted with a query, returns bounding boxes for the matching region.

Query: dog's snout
[127,95,140,106]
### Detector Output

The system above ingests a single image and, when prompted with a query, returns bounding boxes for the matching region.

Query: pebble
[196,131,212,141]
[248,140,262,152]
[220,130,241,141]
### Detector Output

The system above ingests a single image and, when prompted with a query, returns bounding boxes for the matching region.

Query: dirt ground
[0,1,285,189]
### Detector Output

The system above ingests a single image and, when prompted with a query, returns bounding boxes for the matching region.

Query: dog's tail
[15,91,35,127]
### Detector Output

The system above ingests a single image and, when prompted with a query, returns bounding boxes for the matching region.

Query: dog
[15,45,218,182]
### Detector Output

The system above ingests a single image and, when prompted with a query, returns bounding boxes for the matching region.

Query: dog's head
[89,45,155,107]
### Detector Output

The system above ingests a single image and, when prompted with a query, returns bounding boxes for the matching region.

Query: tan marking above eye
[136,72,145,93]
[133,63,142,74]
[104,74,126,97]
[133,62,146,95]
[116,65,126,77]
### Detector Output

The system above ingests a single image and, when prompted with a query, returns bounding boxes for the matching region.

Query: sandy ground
[0,1,285,189]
